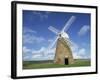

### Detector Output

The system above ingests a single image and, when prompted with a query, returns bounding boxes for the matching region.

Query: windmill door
[65,58,69,65]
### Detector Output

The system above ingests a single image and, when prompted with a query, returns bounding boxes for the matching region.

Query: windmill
[46,16,76,65]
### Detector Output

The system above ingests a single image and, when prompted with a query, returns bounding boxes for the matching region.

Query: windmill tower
[47,16,76,65]
[54,37,74,64]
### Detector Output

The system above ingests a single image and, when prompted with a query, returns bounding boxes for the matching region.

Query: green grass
[23,59,90,69]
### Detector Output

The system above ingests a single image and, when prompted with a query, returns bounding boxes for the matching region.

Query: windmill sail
[48,26,59,35]
[46,16,76,55]
[61,16,76,32]
[44,36,59,55]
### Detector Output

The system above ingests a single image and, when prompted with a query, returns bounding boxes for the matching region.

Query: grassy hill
[23,59,90,69]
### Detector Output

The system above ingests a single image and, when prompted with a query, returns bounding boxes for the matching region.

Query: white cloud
[23,46,31,54]
[32,47,55,56]
[73,47,90,59]
[22,46,32,61]
[23,27,46,44]
[23,27,37,33]
[23,55,30,60]
[23,27,45,44]
[78,25,90,36]
[46,48,56,54]
[23,34,45,44]
[23,46,55,61]
[22,46,44,61]
[73,52,81,59]
[32,54,42,59]
[33,11,50,21]
[23,36,90,60]
[69,41,90,59]
[32,47,46,54]
[48,39,54,43]
[78,48,86,56]
[71,41,79,52]
[23,40,90,61]
[23,33,57,60]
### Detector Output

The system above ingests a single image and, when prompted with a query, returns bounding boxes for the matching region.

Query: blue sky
[22,10,91,61]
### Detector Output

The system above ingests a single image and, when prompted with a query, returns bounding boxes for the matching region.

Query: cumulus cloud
[73,47,90,59]
[48,39,54,43]
[23,36,90,60]
[23,56,30,60]
[31,47,55,60]
[78,48,86,56]
[32,47,55,57]
[23,46,55,61]
[70,41,90,59]
[23,46,31,54]
[23,26,46,44]
[23,34,45,44]
[22,29,56,61]
[78,25,90,36]
[22,46,32,61]
[46,48,56,54]
[32,54,42,59]
[32,47,46,54]
[33,11,50,21]
[71,41,79,52]
[23,27,37,34]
